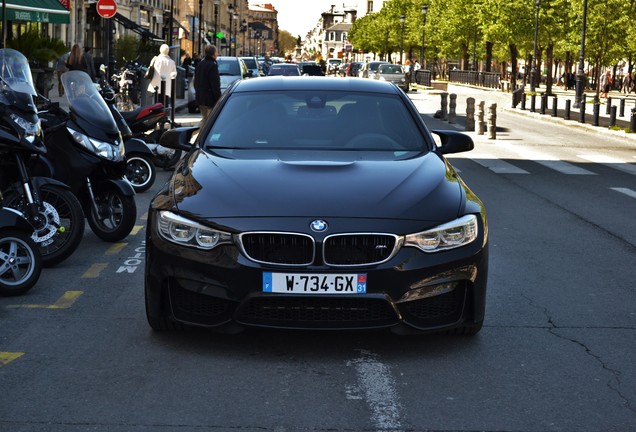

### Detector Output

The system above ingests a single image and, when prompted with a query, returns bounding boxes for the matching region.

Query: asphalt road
[1,92,635,431]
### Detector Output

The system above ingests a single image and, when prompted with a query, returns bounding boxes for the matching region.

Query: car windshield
[218,59,240,75]
[379,65,403,74]
[242,58,257,68]
[202,90,428,161]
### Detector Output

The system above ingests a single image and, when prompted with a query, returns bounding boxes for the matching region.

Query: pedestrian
[621,72,632,94]
[55,49,70,96]
[83,47,97,81]
[65,44,89,73]
[146,44,177,106]
[193,44,221,123]
[599,70,611,98]
[262,55,272,76]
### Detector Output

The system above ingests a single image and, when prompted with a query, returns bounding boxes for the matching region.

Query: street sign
[97,0,117,19]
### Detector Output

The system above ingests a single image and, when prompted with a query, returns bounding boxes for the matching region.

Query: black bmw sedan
[145,77,488,335]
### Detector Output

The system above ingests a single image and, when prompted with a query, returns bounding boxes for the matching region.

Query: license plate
[263,272,367,294]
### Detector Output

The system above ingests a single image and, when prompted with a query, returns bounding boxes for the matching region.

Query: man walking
[194,44,221,123]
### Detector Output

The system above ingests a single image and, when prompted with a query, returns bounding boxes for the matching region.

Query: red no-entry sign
[97,0,117,18]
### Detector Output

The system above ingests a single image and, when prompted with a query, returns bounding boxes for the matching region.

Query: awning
[0,0,70,24]
[113,12,162,41]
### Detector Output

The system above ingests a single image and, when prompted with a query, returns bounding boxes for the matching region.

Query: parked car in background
[187,56,251,113]
[360,61,389,79]
[240,56,261,77]
[326,58,342,75]
[375,63,409,92]
[267,63,301,76]
[146,77,488,335]
[300,64,324,76]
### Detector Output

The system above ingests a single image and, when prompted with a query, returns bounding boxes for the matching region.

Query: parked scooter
[97,78,156,192]
[36,70,137,242]
[0,207,42,296]
[0,49,85,267]
[98,69,181,170]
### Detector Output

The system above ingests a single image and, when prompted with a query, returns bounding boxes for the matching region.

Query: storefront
[1,0,70,24]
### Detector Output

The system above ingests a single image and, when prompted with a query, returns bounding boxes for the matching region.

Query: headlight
[67,126,119,160]
[157,211,233,250]
[11,113,41,142]
[404,215,478,253]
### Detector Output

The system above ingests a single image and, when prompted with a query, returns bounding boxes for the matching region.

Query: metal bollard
[619,98,625,117]
[579,94,586,123]
[540,93,547,115]
[631,107,636,133]
[440,92,448,121]
[520,93,526,110]
[465,97,475,131]
[565,99,571,120]
[592,99,600,126]
[551,95,558,117]
[477,100,485,135]
[609,106,617,128]
[448,93,457,124]
[530,94,536,112]
[487,103,497,139]
[606,97,612,115]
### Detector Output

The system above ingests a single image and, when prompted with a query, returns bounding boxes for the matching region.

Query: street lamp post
[399,14,405,65]
[574,0,588,108]
[530,0,540,93]
[240,19,247,56]
[420,5,428,69]
[227,4,235,55]
[214,0,220,48]
[198,0,203,56]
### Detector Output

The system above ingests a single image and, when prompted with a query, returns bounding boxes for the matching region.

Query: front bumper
[144,212,488,334]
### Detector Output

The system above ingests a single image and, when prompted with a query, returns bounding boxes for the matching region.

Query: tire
[3,185,85,267]
[125,154,156,193]
[87,185,137,242]
[0,230,42,296]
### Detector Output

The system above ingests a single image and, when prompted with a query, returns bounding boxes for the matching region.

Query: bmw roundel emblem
[310,219,328,232]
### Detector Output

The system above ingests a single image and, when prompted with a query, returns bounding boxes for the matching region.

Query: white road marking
[577,154,636,175]
[347,349,403,431]
[513,148,596,175]
[468,153,530,174]
[611,187,636,199]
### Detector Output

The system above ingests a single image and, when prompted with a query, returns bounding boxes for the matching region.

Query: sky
[264,0,359,38]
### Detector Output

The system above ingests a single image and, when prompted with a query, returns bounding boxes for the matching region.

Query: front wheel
[87,184,137,242]
[3,185,85,267]
[0,230,42,296]
[125,154,156,193]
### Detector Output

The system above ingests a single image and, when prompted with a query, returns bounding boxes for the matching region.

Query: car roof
[230,76,401,94]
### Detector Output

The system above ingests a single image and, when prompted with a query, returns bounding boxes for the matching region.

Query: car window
[242,58,257,68]
[380,65,403,74]
[202,91,428,160]
[218,60,240,75]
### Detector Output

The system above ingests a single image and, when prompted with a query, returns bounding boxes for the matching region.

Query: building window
[367,1,373,13]
[329,32,335,41]
[342,32,347,42]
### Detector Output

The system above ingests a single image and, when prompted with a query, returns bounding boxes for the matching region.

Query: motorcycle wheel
[87,184,137,242]
[125,154,156,193]
[3,185,85,267]
[0,230,42,296]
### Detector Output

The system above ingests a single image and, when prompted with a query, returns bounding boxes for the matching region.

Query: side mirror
[160,127,199,151]
[432,130,474,155]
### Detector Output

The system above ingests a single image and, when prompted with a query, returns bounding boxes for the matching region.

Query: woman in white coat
[147,44,177,105]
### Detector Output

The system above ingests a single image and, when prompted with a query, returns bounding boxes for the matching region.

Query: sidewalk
[413,82,636,146]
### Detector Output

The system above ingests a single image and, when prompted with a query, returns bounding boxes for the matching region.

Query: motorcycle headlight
[404,215,478,253]
[67,126,119,160]
[157,211,233,250]
[11,113,41,142]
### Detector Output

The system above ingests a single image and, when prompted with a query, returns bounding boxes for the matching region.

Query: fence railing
[413,69,432,87]
[449,70,501,89]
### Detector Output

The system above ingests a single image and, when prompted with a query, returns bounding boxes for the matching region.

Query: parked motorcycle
[97,77,157,192]
[99,72,181,170]
[0,48,85,267]
[0,207,42,296]
[36,70,137,242]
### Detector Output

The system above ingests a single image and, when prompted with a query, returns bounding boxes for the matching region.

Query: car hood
[172,150,463,222]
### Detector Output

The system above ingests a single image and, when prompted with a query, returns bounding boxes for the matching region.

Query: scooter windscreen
[61,70,119,134]
[0,48,37,97]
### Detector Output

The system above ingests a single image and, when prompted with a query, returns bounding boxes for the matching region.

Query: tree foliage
[347,0,636,77]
